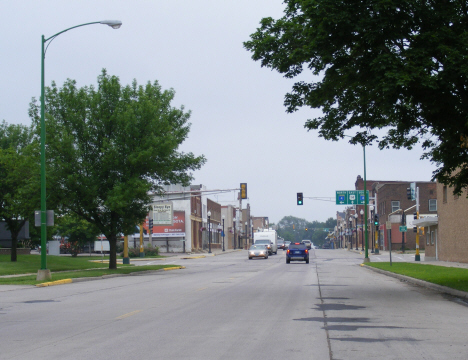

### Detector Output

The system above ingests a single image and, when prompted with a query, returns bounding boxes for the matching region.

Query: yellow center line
[115,310,142,320]
[197,287,207,291]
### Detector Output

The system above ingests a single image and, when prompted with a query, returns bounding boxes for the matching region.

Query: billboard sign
[145,210,185,238]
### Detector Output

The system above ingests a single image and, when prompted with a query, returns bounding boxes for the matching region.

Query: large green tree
[245,1,468,192]
[0,121,39,261]
[29,70,205,269]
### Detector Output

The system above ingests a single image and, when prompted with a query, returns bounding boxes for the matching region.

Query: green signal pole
[37,20,122,281]
[363,145,370,263]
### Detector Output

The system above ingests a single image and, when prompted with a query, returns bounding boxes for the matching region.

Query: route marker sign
[336,190,369,205]
[399,226,407,232]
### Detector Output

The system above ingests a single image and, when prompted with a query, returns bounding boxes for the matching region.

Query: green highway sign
[336,190,369,205]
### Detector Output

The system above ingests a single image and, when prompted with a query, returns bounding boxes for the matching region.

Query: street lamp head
[207,211,211,217]
[369,205,374,211]
[360,209,364,215]
[222,214,225,219]
[100,20,122,29]
[245,222,248,225]
[354,213,358,219]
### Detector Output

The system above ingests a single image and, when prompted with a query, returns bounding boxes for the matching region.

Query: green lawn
[0,254,110,275]
[366,262,468,293]
[0,254,181,286]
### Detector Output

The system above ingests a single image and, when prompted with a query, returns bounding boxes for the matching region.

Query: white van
[254,230,278,255]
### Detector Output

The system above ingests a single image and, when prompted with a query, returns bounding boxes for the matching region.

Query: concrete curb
[363,264,468,300]
[36,279,73,287]
[36,266,186,287]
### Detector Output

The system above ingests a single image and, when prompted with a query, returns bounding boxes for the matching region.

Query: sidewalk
[158,248,242,259]
[347,248,468,269]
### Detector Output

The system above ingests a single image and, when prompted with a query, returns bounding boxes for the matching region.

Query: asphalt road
[1,250,468,360]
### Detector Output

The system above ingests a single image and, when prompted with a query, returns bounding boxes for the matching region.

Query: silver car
[248,244,269,259]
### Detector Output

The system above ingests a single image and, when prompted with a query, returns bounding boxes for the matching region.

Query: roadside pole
[123,235,130,264]
[415,187,421,261]
[149,211,153,248]
[401,210,405,253]
[388,227,392,266]
[238,191,242,249]
[139,224,145,257]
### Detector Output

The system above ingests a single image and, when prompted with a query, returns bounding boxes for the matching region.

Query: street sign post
[336,190,369,205]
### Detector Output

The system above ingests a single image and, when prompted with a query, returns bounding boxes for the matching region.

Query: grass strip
[366,262,468,293]
[0,254,109,275]
[0,264,183,286]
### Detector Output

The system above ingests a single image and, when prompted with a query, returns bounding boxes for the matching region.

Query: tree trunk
[8,222,22,262]
[108,235,117,269]
[10,238,17,262]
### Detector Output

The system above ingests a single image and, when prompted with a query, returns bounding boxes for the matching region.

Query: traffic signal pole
[415,187,421,261]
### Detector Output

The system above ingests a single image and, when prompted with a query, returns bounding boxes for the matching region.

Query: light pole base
[123,257,130,264]
[363,257,371,263]
[415,254,420,261]
[139,252,145,258]
[36,269,51,281]
[374,249,379,254]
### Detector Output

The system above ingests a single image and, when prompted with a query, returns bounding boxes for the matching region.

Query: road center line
[115,310,142,320]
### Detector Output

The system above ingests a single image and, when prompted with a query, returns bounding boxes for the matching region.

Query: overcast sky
[1,1,436,224]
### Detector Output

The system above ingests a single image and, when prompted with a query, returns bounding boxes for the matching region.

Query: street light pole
[362,144,369,262]
[207,211,212,253]
[222,216,225,251]
[245,222,248,248]
[369,205,374,253]
[349,217,353,250]
[38,20,122,281]
[354,213,358,250]
[360,209,364,251]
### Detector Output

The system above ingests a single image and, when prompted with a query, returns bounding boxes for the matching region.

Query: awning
[412,216,438,227]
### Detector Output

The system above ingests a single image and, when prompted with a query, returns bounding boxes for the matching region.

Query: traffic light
[297,192,303,205]
[407,187,412,200]
[374,214,379,226]
[305,227,308,231]
[413,212,418,232]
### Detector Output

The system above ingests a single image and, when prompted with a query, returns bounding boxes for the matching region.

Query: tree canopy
[0,121,38,261]
[29,70,205,268]
[277,216,335,245]
[245,0,468,192]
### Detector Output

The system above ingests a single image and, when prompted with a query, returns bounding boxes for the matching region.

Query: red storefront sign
[144,211,186,237]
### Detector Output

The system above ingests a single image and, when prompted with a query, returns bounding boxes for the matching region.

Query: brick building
[372,181,437,251]
[433,182,468,262]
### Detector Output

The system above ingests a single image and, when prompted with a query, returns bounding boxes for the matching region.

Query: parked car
[322,242,330,249]
[301,240,312,249]
[286,242,309,264]
[248,244,269,260]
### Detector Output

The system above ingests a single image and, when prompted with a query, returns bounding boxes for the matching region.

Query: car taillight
[305,249,308,254]
[287,249,290,254]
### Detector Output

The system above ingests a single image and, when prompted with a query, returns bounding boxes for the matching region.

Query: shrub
[121,246,159,258]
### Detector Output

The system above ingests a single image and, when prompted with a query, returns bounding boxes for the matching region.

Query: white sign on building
[153,202,174,226]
